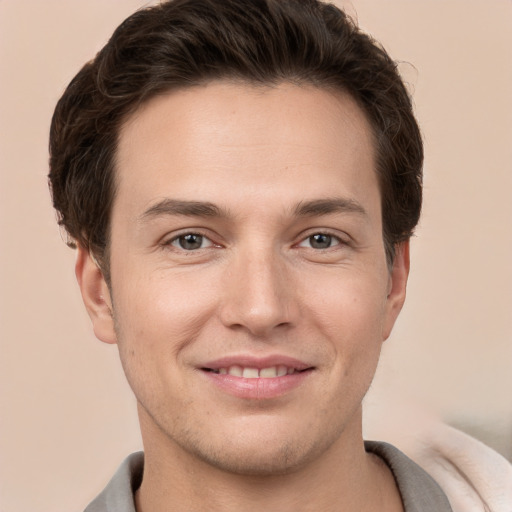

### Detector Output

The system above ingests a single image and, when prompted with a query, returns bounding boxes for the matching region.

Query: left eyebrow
[293,198,368,218]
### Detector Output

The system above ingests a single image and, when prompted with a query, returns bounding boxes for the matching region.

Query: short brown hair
[49,0,423,279]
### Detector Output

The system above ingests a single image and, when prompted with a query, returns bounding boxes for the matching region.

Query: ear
[75,246,117,344]
[382,241,410,341]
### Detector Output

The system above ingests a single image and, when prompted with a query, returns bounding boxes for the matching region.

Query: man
[48,0,453,510]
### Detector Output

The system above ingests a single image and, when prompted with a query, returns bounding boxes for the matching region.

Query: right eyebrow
[138,199,226,223]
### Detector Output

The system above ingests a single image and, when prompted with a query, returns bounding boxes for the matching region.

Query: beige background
[0,1,511,510]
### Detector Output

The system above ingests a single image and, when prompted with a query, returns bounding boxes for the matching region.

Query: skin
[76,82,408,511]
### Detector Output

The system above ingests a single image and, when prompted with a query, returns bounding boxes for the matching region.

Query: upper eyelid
[296,228,350,243]
[162,228,215,244]
[296,233,344,248]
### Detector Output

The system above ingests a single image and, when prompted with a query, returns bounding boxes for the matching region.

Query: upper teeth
[213,365,297,378]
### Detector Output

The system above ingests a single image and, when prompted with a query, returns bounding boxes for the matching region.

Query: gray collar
[365,441,453,512]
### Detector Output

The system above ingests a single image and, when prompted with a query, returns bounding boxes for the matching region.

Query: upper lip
[200,354,313,372]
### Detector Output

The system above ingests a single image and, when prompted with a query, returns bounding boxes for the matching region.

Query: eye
[170,233,214,251]
[298,233,341,249]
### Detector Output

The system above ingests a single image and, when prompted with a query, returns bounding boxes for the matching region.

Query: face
[77,82,408,475]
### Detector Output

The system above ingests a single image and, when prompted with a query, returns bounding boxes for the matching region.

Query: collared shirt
[84,441,453,511]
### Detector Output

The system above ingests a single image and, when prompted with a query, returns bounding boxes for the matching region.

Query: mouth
[202,365,310,379]
[199,357,315,399]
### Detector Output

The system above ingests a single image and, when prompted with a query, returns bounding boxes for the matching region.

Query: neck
[135,407,403,512]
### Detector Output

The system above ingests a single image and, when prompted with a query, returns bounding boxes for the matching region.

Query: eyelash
[163,230,348,252]
[164,231,216,251]
[297,232,346,250]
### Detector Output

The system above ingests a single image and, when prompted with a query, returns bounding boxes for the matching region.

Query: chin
[187,436,320,476]
[173,414,345,477]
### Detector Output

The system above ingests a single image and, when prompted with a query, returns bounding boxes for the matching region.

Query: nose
[218,245,298,338]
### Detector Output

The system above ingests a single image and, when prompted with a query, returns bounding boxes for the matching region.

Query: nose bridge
[219,239,294,336]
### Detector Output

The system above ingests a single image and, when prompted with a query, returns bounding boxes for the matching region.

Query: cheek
[110,269,221,415]
[305,268,389,339]
[303,268,388,384]
[111,267,219,368]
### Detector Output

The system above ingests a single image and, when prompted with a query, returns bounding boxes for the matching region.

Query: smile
[204,365,304,378]
[200,357,314,399]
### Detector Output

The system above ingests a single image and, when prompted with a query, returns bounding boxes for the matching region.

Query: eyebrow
[293,198,367,218]
[139,199,226,222]
[138,196,367,223]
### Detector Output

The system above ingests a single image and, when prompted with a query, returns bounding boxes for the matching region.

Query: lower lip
[201,370,313,400]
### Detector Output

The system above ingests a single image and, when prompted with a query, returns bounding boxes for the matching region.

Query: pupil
[310,233,331,249]
[179,234,202,250]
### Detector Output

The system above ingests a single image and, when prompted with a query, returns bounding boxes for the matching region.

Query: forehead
[114,81,378,218]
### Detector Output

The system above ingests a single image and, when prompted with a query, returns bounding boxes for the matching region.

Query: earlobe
[382,241,410,341]
[75,246,117,344]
